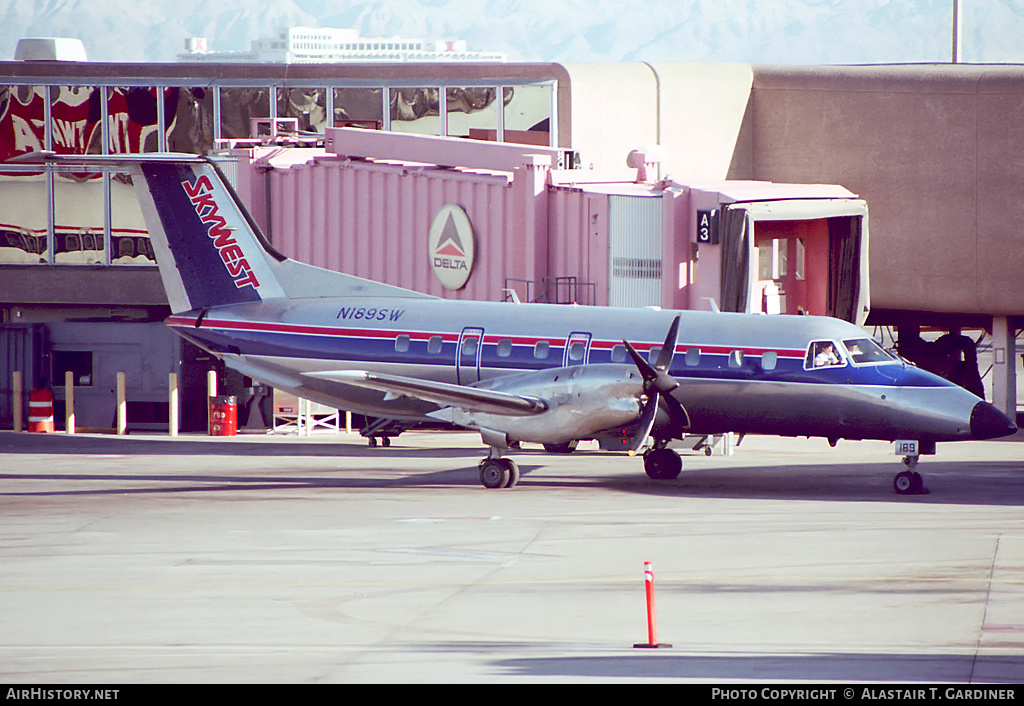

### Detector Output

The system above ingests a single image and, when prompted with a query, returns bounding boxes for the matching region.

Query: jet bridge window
[805,340,845,369]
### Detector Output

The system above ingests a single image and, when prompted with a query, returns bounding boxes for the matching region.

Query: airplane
[17,152,1018,492]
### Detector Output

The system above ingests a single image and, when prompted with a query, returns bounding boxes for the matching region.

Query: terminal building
[1,45,1021,431]
[178,26,507,64]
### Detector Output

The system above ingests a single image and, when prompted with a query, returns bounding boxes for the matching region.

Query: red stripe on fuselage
[166,316,807,359]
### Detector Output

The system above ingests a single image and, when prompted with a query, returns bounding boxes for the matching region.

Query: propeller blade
[623,339,678,393]
[624,314,689,441]
[623,339,656,381]
[628,395,659,456]
[660,390,692,431]
[654,315,680,372]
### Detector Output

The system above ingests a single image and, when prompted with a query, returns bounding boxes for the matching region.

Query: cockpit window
[842,338,896,365]
[805,340,845,369]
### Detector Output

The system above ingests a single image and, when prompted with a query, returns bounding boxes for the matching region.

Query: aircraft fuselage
[168,296,1011,445]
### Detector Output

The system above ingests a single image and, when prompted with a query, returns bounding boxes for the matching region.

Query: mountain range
[2,0,1024,65]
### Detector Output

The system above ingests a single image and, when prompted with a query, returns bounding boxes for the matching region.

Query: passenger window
[611,344,627,363]
[394,334,410,353]
[685,348,701,366]
[496,339,512,358]
[534,341,550,359]
[568,341,586,361]
[761,350,778,371]
[427,335,443,354]
[461,338,478,357]
[648,346,662,365]
[729,350,744,368]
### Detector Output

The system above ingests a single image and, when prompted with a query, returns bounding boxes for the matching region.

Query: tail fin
[132,157,432,313]
[132,159,282,312]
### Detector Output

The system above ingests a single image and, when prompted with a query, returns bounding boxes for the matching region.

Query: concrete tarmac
[1,428,1022,684]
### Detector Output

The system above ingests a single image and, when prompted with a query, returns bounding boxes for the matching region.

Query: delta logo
[428,204,475,290]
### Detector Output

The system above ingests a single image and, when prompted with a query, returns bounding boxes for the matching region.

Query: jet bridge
[684,182,869,325]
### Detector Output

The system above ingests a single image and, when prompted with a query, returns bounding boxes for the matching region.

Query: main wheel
[503,459,520,488]
[479,459,511,489]
[644,448,682,480]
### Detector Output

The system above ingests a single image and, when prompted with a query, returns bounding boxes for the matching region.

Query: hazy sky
[2,0,1023,65]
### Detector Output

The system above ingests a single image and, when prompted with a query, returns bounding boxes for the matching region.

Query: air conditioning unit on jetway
[559,149,581,170]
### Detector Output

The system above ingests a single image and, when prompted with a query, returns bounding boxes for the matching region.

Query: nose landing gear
[893,468,925,495]
[893,441,931,495]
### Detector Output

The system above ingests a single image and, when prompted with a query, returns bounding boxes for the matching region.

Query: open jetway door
[719,198,870,325]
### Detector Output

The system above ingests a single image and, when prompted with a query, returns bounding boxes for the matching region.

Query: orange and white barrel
[28,388,55,433]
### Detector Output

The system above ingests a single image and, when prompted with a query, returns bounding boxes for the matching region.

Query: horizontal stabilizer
[307,370,548,417]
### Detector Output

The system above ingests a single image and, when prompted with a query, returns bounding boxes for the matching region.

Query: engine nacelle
[430,364,644,444]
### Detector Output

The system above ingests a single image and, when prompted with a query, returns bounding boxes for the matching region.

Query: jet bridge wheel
[479,458,520,489]
[643,448,682,480]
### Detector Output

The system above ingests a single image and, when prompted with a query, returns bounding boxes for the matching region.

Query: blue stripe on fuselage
[170,317,953,389]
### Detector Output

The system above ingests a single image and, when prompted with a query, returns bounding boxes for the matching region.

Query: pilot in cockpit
[813,342,841,367]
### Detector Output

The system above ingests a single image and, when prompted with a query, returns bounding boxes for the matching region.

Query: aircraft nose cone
[970,401,1018,440]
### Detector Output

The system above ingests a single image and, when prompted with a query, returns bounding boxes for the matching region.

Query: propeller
[622,314,691,454]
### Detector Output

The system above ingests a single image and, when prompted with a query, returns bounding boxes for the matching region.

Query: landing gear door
[457,327,484,385]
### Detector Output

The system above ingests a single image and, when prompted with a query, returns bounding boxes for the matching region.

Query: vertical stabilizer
[131,156,433,313]
[133,159,286,313]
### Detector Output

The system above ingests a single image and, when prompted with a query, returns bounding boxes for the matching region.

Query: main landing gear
[643,442,682,480]
[360,417,407,447]
[478,453,520,489]
[477,445,684,488]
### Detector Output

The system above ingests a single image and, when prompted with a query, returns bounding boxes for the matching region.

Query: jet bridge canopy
[720,197,870,325]
[687,181,869,325]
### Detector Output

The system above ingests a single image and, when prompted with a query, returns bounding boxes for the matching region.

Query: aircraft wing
[307,370,549,416]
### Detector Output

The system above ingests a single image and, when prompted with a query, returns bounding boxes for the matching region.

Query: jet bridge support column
[991,316,1017,420]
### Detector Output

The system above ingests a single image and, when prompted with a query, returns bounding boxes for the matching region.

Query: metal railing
[503,277,596,305]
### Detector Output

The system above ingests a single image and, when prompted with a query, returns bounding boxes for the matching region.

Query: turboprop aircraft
[20,153,1017,491]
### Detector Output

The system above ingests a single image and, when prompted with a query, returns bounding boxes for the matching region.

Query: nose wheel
[894,469,924,494]
[893,455,929,495]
